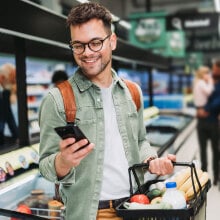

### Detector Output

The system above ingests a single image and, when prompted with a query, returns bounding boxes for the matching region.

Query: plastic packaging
[162,181,186,209]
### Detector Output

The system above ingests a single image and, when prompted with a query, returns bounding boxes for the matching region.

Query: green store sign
[164,31,185,57]
[129,12,166,49]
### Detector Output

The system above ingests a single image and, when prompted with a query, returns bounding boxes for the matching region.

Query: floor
[205,143,220,220]
[206,183,219,220]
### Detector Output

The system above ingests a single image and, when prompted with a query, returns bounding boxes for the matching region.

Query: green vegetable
[147,188,163,200]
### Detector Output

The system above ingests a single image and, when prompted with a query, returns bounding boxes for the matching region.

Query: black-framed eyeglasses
[69,34,111,55]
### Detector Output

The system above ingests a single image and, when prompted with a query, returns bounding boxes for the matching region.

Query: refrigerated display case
[144,107,198,162]
[0,144,65,220]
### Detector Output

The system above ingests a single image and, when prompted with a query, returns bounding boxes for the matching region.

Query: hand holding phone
[54,124,90,151]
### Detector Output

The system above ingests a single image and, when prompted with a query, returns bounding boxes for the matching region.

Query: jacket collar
[70,67,125,92]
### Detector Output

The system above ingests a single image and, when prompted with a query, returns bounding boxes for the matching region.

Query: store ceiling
[57,0,219,63]
[59,0,216,18]
[26,0,220,64]
[0,0,170,69]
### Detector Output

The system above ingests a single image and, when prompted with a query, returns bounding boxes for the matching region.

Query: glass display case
[0,144,64,220]
[144,107,197,161]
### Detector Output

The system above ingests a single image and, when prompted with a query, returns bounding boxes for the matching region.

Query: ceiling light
[119,20,132,29]
[214,0,220,12]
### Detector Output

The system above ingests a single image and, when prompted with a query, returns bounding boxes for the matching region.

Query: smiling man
[39,2,176,220]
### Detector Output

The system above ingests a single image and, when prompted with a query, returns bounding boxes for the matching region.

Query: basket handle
[128,161,203,200]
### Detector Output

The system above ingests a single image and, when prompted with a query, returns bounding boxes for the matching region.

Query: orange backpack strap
[56,79,140,124]
[123,79,141,111]
[55,80,76,202]
[56,80,76,123]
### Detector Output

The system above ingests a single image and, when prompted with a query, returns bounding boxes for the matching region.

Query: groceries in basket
[123,165,209,210]
[124,181,186,210]
[161,182,186,209]
[117,162,211,220]
[123,201,172,210]
[165,167,209,200]
[130,194,150,204]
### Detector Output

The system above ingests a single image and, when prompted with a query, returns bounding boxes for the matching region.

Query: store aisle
[206,184,219,220]
[186,124,220,220]
[203,141,220,220]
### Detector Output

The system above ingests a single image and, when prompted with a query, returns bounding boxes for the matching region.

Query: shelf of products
[25,57,76,140]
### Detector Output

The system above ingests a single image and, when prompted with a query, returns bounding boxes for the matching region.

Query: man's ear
[110,33,117,51]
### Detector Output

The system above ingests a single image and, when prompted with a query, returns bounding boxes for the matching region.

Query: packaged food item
[162,181,186,209]
[48,200,63,219]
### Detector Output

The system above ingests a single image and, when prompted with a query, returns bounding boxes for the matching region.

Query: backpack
[54,79,140,202]
[56,79,141,123]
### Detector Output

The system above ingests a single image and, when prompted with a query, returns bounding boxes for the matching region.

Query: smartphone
[54,124,90,151]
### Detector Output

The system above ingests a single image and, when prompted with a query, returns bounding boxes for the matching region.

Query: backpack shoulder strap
[56,80,76,123]
[56,79,140,123]
[55,80,76,203]
[123,79,141,111]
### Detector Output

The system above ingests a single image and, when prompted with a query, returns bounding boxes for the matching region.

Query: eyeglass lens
[70,35,110,54]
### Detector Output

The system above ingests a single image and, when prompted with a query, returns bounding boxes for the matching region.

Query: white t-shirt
[99,84,130,200]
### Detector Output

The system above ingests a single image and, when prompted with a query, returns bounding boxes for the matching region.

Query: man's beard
[80,55,111,78]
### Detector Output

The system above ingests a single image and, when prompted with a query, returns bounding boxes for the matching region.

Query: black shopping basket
[116,162,211,220]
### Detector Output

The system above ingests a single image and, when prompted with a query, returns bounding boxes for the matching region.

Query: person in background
[2,63,18,142]
[39,3,176,220]
[193,66,214,111]
[0,69,4,145]
[197,60,220,185]
[0,64,18,145]
[51,69,68,86]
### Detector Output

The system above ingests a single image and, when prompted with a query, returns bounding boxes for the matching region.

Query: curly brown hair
[66,2,112,33]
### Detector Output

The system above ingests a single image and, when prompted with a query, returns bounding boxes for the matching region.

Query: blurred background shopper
[51,69,68,86]
[196,60,220,185]
[193,66,213,111]
[0,64,18,146]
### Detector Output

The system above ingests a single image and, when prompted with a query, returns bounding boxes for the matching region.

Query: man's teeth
[84,58,97,63]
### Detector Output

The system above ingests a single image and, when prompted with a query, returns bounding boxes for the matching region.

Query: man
[0,65,18,145]
[197,59,220,186]
[39,3,176,220]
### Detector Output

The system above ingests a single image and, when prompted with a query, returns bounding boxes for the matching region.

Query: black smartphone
[54,124,90,151]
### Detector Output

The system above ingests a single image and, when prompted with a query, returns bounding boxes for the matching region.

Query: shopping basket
[0,207,64,220]
[116,162,211,220]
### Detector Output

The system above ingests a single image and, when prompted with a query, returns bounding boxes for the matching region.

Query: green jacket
[39,68,157,220]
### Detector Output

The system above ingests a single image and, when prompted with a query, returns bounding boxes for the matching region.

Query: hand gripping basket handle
[128,161,203,200]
